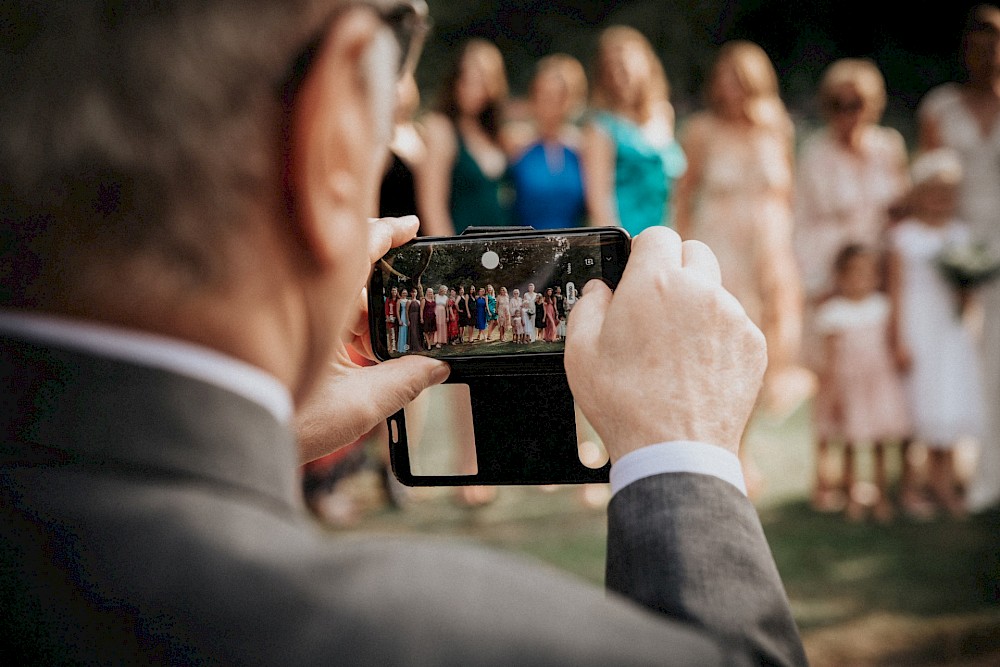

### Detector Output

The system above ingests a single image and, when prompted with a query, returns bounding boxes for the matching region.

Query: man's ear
[289,8,391,269]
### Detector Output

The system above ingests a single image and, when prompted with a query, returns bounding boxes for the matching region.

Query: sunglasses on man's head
[381,0,430,80]
[281,0,430,103]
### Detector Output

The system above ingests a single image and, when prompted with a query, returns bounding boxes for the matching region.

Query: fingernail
[430,362,450,384]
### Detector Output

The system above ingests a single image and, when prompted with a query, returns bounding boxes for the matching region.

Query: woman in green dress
[421,39,511,236]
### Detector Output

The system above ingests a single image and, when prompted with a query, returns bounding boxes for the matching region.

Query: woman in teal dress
[485,285,498,340]
[581,26,687,236]
[421,39,511,236]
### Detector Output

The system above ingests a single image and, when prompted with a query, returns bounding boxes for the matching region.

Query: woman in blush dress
[434,285,449,348]
[582,26,687,234]
[447,289,460,344]
[407,294,424,353]
[674,41,808,498]
[675,41,809,419]
[474,287,488,341]
[396,289,410,354]
[543,294,559,342]
[421,288,438,350]
[495,287,512,342]
[918,6,1000,513]
[509,288,524,343]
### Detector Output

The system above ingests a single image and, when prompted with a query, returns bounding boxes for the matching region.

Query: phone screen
[370,228,629,360]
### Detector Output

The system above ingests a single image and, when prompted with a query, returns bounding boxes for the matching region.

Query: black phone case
[383,226,612,487]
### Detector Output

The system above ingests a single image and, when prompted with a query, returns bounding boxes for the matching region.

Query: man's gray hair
[0,0,348,305]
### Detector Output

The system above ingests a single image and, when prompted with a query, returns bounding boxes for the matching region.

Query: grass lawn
[326,397,1000,666]
[403,336,564,358]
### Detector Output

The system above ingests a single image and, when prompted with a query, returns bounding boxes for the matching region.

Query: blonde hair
[818,58,887,124]
[591,26,669,124]
[708,40,789,131]
[533,53,588,118]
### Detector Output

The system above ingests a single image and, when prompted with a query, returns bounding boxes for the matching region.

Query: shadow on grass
[760,501,1000,630]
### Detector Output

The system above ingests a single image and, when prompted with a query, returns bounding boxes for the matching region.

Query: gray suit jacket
[0,336,806,665]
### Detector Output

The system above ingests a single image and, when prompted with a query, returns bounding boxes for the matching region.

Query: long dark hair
[435,39,508,142]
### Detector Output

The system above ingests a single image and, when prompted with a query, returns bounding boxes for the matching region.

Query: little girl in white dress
[812,244,910,522]
[888,148,985,518]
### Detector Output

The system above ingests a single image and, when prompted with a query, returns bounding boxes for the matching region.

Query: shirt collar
[0,311,293,424]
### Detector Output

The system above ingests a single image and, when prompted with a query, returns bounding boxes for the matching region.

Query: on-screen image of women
[422,288,438,350]
[407,295,424,353]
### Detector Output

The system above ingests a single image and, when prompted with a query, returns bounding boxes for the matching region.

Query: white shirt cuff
[609,441,747,497]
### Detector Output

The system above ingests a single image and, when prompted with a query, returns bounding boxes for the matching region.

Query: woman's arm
[580,122,619,228]
[417,113,459,237]
[673,115,708,240]
[917,112,944,152]
[885,248,911,372]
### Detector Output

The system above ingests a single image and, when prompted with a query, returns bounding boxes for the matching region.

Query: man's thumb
[365,356,451,417]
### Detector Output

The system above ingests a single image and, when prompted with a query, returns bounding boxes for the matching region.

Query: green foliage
[414,0,974,141]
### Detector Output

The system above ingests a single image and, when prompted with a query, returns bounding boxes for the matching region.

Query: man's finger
[360,355,450,419]
[618,226,683,291]
[566,279,612,352]
[367,216,420,264]
[681,239,722,286]
[297,355,449,463]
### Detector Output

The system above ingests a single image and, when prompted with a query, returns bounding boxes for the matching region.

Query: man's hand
[296,216,449,463]
[565,227,766,462]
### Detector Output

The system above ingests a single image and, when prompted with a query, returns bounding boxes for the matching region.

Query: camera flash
[482,251,500,270]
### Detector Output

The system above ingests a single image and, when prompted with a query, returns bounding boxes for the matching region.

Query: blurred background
[416,0,981,145]
[306,2,1000,665]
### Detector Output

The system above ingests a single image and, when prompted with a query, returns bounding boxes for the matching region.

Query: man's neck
[0,310,294,423]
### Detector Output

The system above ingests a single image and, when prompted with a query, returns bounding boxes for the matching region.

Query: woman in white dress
[795,59,909,301]
[434,285,449,347]
[509,289,524,343]
[918,6,1000,512]
[521,289,536,342]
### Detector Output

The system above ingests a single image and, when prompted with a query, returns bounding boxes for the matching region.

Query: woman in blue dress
[581,26,687,236]
[474,287,488,341]
[509,55,588,230]
[396,289,410,354]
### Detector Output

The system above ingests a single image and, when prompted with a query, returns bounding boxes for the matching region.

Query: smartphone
[369,227,630,364]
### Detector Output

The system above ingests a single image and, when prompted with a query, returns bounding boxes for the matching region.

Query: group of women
[376,4,1000,511]
[388,284,576,352]
[383,25,810,417]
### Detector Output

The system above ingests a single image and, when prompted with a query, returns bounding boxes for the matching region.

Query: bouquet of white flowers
[937,241,1000,290]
